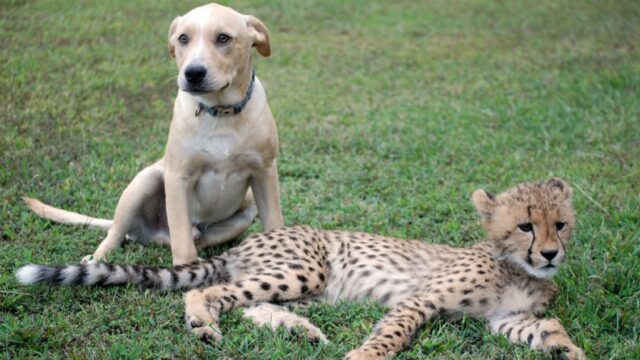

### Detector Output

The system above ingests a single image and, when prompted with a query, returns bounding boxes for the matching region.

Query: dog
[24,3,284,266]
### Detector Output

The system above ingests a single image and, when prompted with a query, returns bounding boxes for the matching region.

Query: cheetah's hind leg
[243,303,328,344]
[184,268,327,342]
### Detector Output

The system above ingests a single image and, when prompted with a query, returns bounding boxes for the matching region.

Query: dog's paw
[81,254,98,264]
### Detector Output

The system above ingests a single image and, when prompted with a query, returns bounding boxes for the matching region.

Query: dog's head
[168,3,270,95]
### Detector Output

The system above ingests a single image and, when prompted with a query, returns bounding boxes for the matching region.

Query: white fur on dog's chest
[191,170,247,223]
[184,126,264,225]
[195,126,237,156]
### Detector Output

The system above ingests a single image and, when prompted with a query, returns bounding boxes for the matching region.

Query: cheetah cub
[16,178,584,359]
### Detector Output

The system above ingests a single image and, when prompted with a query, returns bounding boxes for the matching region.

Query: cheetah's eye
[555,222,565,231]
[517,223,533,232]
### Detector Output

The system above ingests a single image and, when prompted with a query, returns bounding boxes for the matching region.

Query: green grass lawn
[1,0,638,358]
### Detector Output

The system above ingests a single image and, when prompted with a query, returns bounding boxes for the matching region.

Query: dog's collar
[195,69,256,118]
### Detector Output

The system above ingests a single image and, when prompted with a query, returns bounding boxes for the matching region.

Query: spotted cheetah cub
[16,178,584,359]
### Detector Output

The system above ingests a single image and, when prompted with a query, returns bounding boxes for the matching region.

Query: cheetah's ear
[472,189,496,224]
[544,177,572,200]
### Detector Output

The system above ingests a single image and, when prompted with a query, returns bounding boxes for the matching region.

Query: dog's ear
[245,15,271,57]
[168,16,181,58]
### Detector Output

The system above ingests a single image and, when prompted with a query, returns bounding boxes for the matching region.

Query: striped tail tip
[16,264,45,285]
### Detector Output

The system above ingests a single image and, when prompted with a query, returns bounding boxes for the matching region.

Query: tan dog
[24,3,284,265]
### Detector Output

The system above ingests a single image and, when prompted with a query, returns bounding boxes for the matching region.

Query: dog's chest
[187,131,262,222]
[198,131,236,157]
[189,129,262,171]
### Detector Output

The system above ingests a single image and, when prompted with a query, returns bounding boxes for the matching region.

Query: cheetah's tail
[15,258,227,291]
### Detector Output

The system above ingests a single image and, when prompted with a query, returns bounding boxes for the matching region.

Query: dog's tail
[23,197,113,230]
[15,257,228,291]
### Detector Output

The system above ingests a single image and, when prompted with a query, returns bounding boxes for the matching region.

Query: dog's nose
[185,65,207,84]
[540,250,558,261]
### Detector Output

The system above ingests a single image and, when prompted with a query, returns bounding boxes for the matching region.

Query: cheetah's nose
[540,250,558,261]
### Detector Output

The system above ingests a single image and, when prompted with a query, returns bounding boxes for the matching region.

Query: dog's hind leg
[83,163,165,263]
[196,192,258,249]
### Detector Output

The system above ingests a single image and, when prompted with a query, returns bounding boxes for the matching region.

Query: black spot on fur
[380,292,392,304]
[498,322,507,332]
[424,301,436,310]
[190,319,204,328]
[260,282,271,290]
[200,332,214,344]
[540,330,554,340]
[243,290,253,300]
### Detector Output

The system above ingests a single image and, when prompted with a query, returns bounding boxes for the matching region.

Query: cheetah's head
[471,178,575,279]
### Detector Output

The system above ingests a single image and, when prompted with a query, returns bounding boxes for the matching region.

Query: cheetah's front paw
[344,348,383,360]
[184,290,221,343]
[562,345,585,360]
[186,317,222,343]
[190,324,222,344]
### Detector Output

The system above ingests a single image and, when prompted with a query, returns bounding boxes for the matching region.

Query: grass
[1,0,638,358]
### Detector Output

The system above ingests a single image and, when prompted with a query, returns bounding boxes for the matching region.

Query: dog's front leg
[165,172,198,265]
[250,160,284,231]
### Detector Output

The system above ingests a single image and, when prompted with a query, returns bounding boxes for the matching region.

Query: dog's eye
[216,33,231,44]
[517,223,533,232]
[178,34,189,45]
[555,222,565,231]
